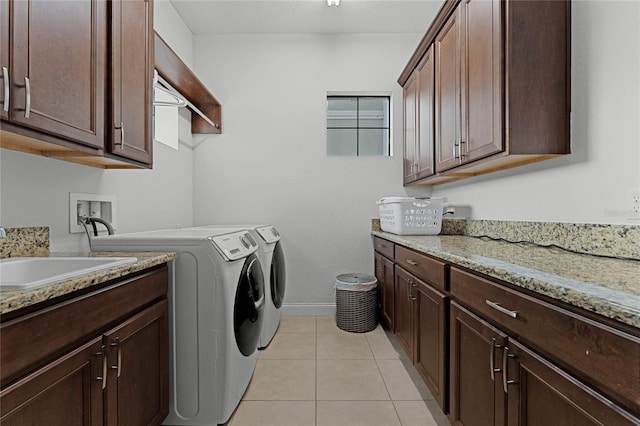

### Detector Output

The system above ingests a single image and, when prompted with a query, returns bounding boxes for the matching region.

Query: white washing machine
[191,225,286,349]
[92,228,265,425]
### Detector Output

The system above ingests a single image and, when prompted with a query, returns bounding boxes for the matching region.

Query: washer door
[234,253,265,356]
[270,242,286,309]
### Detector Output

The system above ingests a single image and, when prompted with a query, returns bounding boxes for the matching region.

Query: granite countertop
[0,252,175,316]
[372,231,640,329]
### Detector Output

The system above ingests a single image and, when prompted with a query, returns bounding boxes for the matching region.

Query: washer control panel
[255,226,280,243]
[209,230,258,261]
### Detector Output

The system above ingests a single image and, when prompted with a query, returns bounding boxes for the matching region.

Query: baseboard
[281,303,336,317]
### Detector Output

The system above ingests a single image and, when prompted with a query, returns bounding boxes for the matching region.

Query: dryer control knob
[240,235,250,249]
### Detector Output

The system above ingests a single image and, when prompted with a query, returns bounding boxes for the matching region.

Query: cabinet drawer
[0,265,168,386]
[450,267,640,411]
[373,237,394,259]
[395,245,446,292]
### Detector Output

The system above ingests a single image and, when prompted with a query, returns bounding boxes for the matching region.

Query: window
[326,96,390,156]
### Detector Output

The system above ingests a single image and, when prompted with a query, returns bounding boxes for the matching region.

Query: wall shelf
[154,32,222,134]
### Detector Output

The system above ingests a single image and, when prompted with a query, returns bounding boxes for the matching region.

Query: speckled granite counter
[0,252,175,316]
[372,231,640,329]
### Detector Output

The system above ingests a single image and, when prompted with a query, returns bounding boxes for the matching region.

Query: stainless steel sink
[0,257,138,290]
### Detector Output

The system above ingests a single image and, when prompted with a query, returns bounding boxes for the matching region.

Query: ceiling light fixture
[327,0,340,7]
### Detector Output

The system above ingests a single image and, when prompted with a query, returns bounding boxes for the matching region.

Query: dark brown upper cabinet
[3,0,106,150]
[108,0,154,166]
[403,70,418,184]
[0,0,154,169]
[405,45,436,185]
[399,0,571,186]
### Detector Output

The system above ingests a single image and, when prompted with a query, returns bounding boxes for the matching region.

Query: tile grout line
[368,331,404,426]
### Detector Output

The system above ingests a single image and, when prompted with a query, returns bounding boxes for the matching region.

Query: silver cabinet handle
[115,122,125,149]
[110,338,122,378]
[377,244,387,249]
[502,346,516,393]
[2,67,8,112]
[405,259,418,266]
[486,300,518,318]
[452,140,457,159]
[24,77,30,118]
[18,77,31,118]
[410,281,417,301]
[96,344,107,390]
[406,278,413,302]
[490,337,501,381]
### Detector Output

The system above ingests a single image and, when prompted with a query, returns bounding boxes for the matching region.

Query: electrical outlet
[629,189,640,220]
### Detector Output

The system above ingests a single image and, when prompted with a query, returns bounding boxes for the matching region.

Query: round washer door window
[270,242,286,309]
[234,253,265,356]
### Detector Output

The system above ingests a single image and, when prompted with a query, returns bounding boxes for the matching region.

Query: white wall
[155,0,194,68]
[191,33,427,313]
[431,0,640,225]
[0,2,196,252]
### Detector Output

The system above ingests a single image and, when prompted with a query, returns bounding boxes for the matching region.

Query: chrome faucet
[0,227,6,239]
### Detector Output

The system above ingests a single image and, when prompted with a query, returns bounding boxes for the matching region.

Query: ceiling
[169,0,445,35]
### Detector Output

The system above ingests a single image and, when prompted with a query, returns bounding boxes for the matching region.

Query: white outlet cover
[69,193,117,234]
[628,189,640,220]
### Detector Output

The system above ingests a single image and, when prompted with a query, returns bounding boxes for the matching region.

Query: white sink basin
[0,257,138,290]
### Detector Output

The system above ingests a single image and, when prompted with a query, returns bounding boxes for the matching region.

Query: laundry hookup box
[376,197,446,235]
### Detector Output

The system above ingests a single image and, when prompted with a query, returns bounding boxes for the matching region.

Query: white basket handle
[413,199,431,208]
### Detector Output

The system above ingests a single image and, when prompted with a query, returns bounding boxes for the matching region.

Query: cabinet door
[0,0,8,121]
[416,44,435,180]
[375,252,385,322]
[394,267,415,360]
[461,0,503,162]
[109,0,153,165]
[414,277,448,413]
[505,339,639,426]
[435,4,463,172]
[381,256,395,330]
[450,302,507,426]
[9,0,105,148]
[375,254,395,330]
[403,71,418,184]
[104,300,168,426]
[0,337,104,426]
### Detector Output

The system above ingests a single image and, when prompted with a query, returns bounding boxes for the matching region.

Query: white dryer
[191,225,286,349]
[92,228,265,425]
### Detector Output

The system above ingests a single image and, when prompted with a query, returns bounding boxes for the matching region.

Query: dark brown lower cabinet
[0,337,104,425]
[395,266,449,413]
[374,252,395,330]
[451,301,639,426]
[0,265,169,426]
[104,300,168,426]
[374,239,639,425]
[450,301,507,426]
[414,278,448,412]
[395,267,415,359]
[505,339,640,426]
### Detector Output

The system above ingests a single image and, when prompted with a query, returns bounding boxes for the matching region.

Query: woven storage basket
[335,273,378,333]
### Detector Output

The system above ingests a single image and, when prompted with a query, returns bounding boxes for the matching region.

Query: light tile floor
[225,316,450,426]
